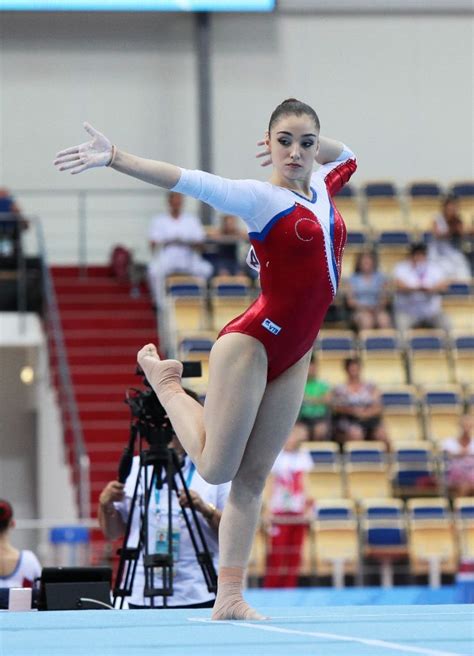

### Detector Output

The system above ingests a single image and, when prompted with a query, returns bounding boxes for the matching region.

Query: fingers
[83,121,102,139]
[55,145,80,158]
[260,157,272,168]
[255,150,270,159]
[58,158,86,172]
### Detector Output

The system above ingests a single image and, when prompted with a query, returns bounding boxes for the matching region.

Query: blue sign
[0,0,275,10]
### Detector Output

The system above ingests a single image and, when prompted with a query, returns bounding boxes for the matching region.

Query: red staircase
[51,266,158,531]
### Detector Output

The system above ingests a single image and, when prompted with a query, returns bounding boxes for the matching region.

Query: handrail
[33,216,91,520]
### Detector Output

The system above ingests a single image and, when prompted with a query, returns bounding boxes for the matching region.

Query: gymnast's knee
[198,461,235,486]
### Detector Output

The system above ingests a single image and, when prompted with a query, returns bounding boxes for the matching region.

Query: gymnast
[54,98,357,620]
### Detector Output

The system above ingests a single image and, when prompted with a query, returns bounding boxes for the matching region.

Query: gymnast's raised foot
[137,343,184,407]
[211,567,269,621]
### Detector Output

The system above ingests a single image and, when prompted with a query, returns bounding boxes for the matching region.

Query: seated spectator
[393,243,450,332]
[298,355,331,441]
[442,414,474,497]
[428,195,471,281]
[0,187,28,261]
[263,422,314,588]
[331,357,389,447]
[346,252,392,331]
[147,191,213,306]
[0,499,41,589]
[207,214,247,276]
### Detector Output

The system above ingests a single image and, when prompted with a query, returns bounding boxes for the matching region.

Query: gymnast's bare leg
[137,336,311,619]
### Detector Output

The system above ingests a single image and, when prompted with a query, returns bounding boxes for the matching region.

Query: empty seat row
[300,440,451,500]
[315,329,474,386]
[249,496,474,582]
[333,179,473,232]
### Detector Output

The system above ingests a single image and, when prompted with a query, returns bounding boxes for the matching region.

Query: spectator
[207,214,247,276]
[393,243,450,332]
[298,355,331,440]
[346,251,392,331]
[263,422,313,588]
[429,195,471,281]
[0,499,41,589]
[331,357,389,447]
[147,191,213,306]
[98,393,230,609]
[0,187,27,261]
[442,414,474,497]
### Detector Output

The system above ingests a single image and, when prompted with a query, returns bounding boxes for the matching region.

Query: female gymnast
[54,99,357,620]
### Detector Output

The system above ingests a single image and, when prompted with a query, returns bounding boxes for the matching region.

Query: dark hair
[409,242,427,256]
[354,251,378,274]
[343,356,360,372]
[268,98,320,134]
[442,193,458,208]
[0,500,13,532]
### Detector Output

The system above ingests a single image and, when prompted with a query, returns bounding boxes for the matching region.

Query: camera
[124,361,202,447]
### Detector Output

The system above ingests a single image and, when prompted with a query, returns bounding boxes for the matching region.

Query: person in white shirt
[98,428,230,609]
[393,243,450,332]
[147,191,213,306]
[0,499,41,590]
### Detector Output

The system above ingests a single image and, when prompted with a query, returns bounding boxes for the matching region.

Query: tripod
[113,421,218,609]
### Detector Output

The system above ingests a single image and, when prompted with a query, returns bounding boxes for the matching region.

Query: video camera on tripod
[113,360,218,608]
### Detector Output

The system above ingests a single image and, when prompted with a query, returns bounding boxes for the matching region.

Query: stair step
[68,352,137,367]
[56,295,151,311]
[61,315,155,330]
[52,266,112,278]
[63,329,158,348]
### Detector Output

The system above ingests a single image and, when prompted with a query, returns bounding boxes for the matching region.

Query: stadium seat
[359,330,407,385]
[301,441,344,499]
[380,385,424,443]
[165,275,208,332]
[313,499,359,583]
[332,184,366,232]
[452,333,474,385]
[315,330,356,385]
[210,275,252,332]
[392,442,440,496]
[454,497,474,560]
[341,236,369,280]
[177,332,215,357]
[344,441,391,500]
[407,330,453,386]
[448,180,474,219]
[363,181,408,231]
[442,283,474,332]
[423,385,464,444]
[360,498,408,586]
[407,498,458,577]
[406,181,442,233]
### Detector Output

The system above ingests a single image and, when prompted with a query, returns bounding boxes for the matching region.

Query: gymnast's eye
[277,138,291,146]
[302,141,315,148]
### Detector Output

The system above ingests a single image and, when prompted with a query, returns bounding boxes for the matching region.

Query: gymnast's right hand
[54,122,114,175]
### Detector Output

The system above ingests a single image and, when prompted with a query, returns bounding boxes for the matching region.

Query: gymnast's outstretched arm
[54,123,267,229]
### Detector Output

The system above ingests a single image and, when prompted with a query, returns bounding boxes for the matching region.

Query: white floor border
[189,617,463,656]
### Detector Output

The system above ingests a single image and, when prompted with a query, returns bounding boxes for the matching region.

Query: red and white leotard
[173,147,357,381]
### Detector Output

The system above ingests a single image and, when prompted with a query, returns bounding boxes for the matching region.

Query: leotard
[172,147,357,381]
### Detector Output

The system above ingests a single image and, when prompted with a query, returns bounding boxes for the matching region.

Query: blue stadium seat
[407,182,442,198]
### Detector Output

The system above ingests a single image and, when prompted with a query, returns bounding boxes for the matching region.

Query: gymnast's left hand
[54,122,114,174]
[256,131,272,167]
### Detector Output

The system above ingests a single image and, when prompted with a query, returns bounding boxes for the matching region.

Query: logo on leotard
[262,318,281,335]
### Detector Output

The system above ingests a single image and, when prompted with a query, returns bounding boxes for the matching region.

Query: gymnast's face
[267,114,320,183]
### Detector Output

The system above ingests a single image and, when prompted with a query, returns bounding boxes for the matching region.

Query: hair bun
[0,500,13,522]
[281,98,300,105]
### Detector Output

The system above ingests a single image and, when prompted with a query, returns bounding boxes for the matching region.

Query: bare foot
[137,344,184,406]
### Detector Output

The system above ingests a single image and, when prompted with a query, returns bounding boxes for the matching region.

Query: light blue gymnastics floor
[1,605,473,656]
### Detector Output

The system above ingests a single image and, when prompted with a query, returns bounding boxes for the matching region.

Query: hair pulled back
[268,98,320,134]
[0,500,13,533]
